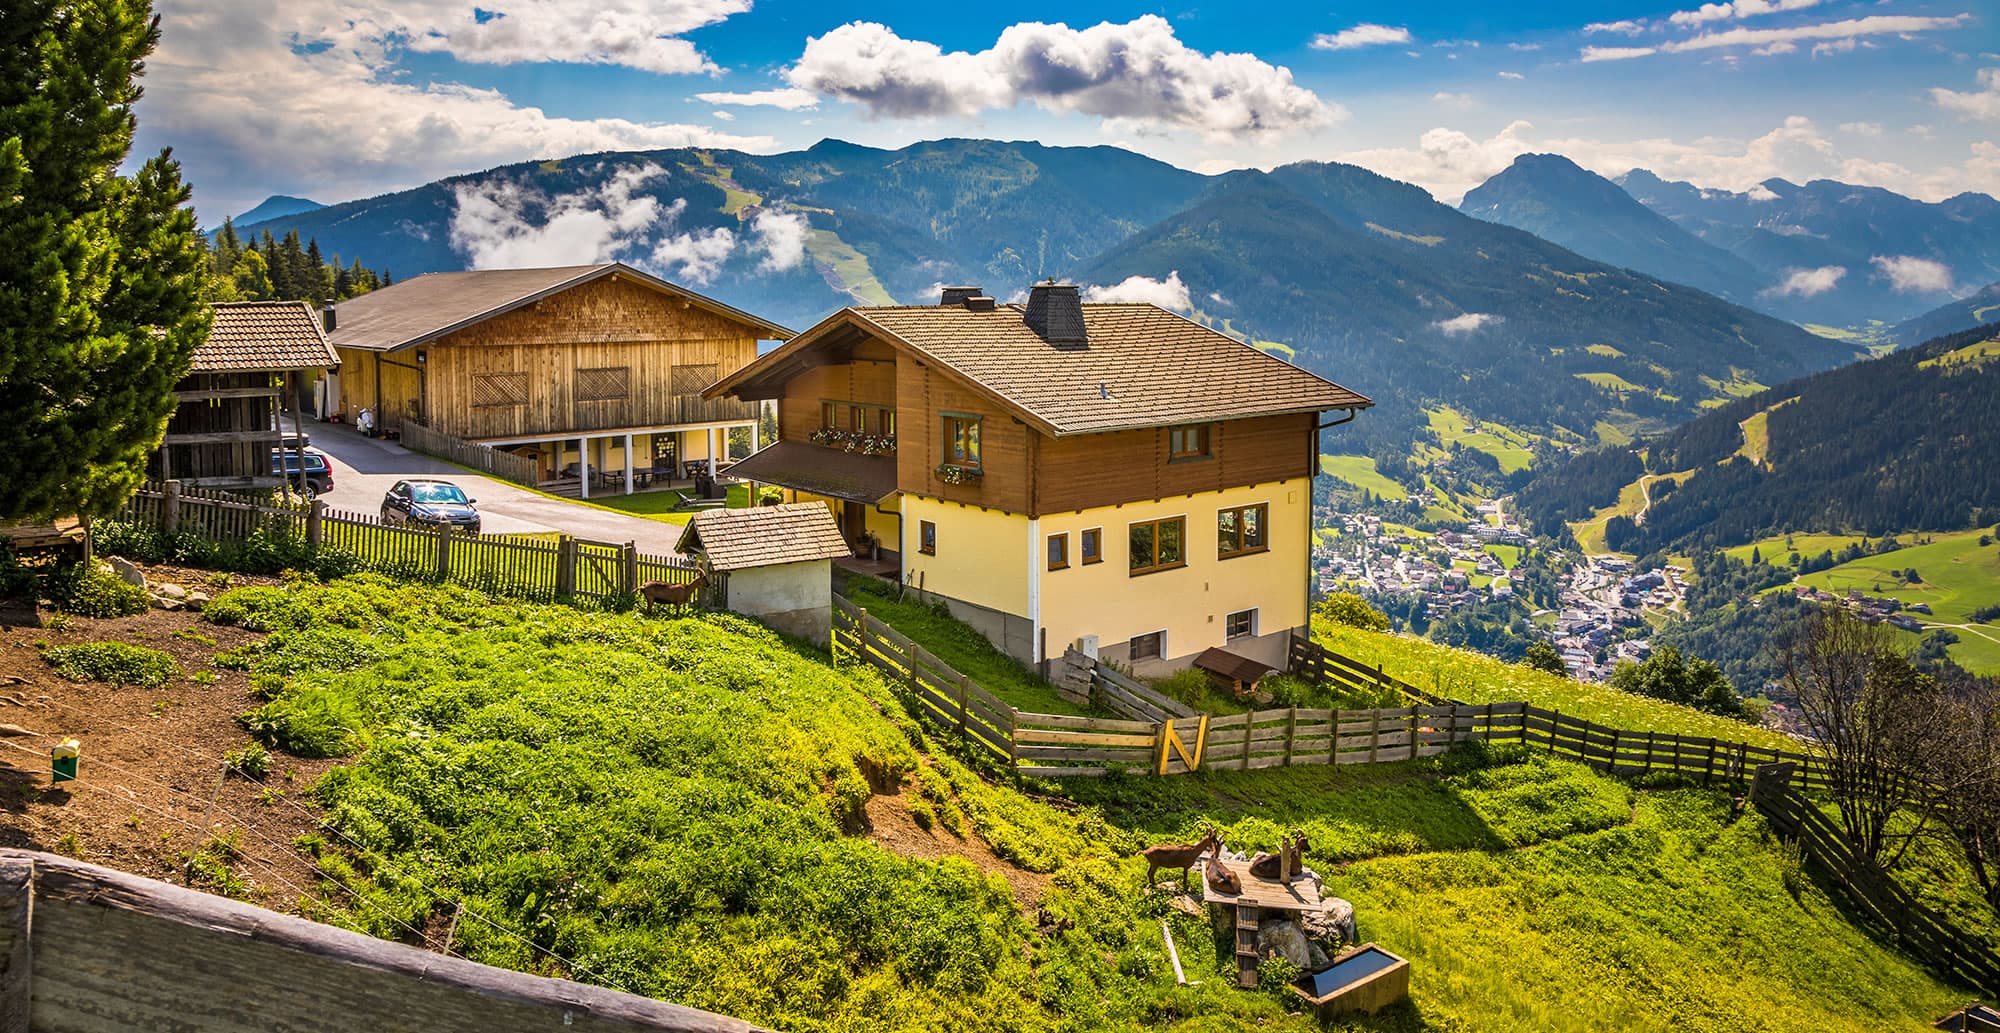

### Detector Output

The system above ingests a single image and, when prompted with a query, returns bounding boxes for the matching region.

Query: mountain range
[1895,280,2000,347]
[232,194,324,226]
[221,138,1855,458]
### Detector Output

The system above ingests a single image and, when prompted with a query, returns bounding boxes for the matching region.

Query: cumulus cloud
[750,210,810,273]
[784,17,1337,138]
[282,0,749,74]
[1871,255,1954,293]
[649,215,738,285]
[1311,24,1413,50]
[141,1,771,220]
[1581,46,1658,62]
[1082,271,1193,312]
[1669,0,1823,28]
[694,88,822,110]
[1934,68,2000,120]
[449,163,670,269]
[1763,265,1845,297]
[1583,20,1648,35]
[1434,312,1502,334]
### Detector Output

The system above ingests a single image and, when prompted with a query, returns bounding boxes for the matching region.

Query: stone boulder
[106,557,146,590]
[1256,919,1312,969]
[1302,898,1358,948]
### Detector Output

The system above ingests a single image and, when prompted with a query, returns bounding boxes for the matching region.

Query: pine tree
[0,0,207,521]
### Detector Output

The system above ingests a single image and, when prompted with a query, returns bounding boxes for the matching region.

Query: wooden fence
[831,597,1016,764]
[115,480,698,604]
[1291,637,1451,706]
[399,422,538,485]
[0,849,765,1032]
[1751,764,2000,996]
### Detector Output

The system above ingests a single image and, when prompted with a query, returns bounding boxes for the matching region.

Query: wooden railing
[1291,637,1451,705]
[399,422,538,486]
[831,596,1016,765]
[114,481,697,605]
[1088,662,1195,722]
[1752,764,2000,996]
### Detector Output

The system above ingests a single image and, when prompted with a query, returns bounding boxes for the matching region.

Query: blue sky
[135,0,1999,222]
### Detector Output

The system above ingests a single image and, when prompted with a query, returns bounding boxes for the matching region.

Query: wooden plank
[1013,713,1156,734]
[1013,765,1110,778]
[1012,728,1158,749]
[1014,746,1156,764]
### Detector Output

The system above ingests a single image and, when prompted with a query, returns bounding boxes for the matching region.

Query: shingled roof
[324,263,792,353]
[196,301,338,372]
[676,503,852,572]
[707,301,1370,437]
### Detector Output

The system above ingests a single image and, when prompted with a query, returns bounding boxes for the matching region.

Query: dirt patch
[863,788,1052,908]
[0,566,333,914]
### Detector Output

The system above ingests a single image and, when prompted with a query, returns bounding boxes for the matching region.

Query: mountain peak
[231,194,325,227]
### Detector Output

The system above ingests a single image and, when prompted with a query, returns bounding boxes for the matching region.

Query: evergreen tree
[0,0,207,521]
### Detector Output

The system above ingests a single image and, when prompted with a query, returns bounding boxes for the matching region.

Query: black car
[380,479,481,534]
[271,449,334,497]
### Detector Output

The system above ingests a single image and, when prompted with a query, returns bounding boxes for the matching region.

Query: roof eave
[1042,399,1373,438]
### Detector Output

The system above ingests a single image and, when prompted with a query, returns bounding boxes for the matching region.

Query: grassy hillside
[185,575,1974,1031]
[1791,527,2000,672]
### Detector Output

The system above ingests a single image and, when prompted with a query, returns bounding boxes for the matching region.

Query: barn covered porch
[478,418,763,500]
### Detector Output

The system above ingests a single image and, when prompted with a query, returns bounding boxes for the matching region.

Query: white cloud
[1934,68,2000,120]
[750,209,809,273]
[1839,121,1884,136]
[1763,265,1845,297]
[1581,46,1658,62]
[1311,24,1414,50]
[1433,91,1476,108]
[1207,291,1233,306]
[1663,14,1967,55]
[449,163,669,269]
[143,2,771,220]
[1669,0,1823,28]
[1810,38,1862,57]
[287,0,749,74]
[1082,271,1192,312]
[1753,41,1797,56]
[1434,313,1501,334]
[785,17,1337,138]
[649,218,738,286]
[1507,42,1543,51]
[1583,20,1648,35]
[1498,71,1525,79]
[711,110,735,121]
[1871,255,1953,293]
[694,88,823,111]
[1745,183,1782,201]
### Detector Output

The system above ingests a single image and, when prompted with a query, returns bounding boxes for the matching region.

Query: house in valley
[705,283,1371,673]
[321,263,792,496]
[155,300,338,491]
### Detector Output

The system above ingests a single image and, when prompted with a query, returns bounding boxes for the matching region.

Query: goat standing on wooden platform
[640,573,708,613]
[1141,824,1220,890]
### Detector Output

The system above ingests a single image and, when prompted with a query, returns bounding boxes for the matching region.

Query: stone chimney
[940,285,997,311]
[1023,281,1086,346]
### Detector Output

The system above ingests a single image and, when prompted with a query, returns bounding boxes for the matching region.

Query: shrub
[1521,640,1569,677]
[42,642,177,688]
[224,741,271,779]
[0,545,38,601]
[45,562,148,618]
[1316,591,1390,632]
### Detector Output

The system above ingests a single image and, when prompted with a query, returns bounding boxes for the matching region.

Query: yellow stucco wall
[900,495,1031,618]
[1035,478,1311,664]
[784,490,903,547]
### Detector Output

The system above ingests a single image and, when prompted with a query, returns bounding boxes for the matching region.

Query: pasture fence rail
[113,480,695,606]
[398,422,538,486]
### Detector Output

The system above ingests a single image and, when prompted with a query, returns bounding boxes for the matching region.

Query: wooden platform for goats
[1200,857,1341,989]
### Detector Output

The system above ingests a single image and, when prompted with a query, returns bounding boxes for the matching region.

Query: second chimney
[320,302,337,333]
[939,285,982,307]
[1023,282,1086,346]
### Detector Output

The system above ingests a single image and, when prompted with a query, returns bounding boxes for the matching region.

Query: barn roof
[196,301,338,372]
[676,503,852,572]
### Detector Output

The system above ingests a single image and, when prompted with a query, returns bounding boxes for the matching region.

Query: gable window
[574,366,630,402]
[1225,609,1257,641]
[1080,528,1102,565]
[1047,533,1069,571]
[919,520,937,555]
[942,414,982,469]
[1218,503,1269,559]
[471,372,528,408]
[1129,516,1186,575]
[1130,630,1165,662]
[1169,423,1213,461]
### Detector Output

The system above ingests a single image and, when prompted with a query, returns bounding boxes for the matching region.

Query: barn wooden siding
[0,850,767,1033]
[158,372,285,488]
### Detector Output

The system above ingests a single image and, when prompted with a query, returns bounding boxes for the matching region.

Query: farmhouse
[705,283,1370,673]
[321,263,791,495]
[154,300,337,491]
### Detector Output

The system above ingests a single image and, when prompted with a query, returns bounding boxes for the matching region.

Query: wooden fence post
[621,541,638,597]
[1330,708,1341,765]
[1548,709,1559,754]
[1285,707,1298,767]
[1369,710,1381,763]
[955,674,970,739]
[555,536,576,597]
[306,500,324,549]
[162,479,181,534]
[434,522,452,582]
[1607,728,1620,774]
[1408,707,1420,761]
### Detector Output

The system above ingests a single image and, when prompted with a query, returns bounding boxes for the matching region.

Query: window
[1047,533,1068,570]
[471,372,528,408]
[821,401,841,430]
[942,414,982,469]
[669,363,720,395]
[574,366,630,402]
[1169,423,1213,461]
[881,409,896,437]
[919,520,937,555]
[849,404,867,432]
[1129,516,1186,575]
[1080,528,1102,565]
[1218,503,1269,559]
[1225,609,1257,641]
[1130,631,1165,662]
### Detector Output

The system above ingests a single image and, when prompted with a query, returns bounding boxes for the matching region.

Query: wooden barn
[321,263,792,497]
[154,300,337,491]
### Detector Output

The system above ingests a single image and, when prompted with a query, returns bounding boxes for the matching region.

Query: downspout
[874,498,902,573]
[1306,408,1360,644]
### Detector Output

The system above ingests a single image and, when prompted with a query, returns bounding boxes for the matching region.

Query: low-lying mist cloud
[1082,271,1192,311]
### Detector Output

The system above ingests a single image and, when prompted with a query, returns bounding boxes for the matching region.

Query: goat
[1141,824,1220,889]
[1204,855,1243,896]
[640,573,709,612]
[1248,832,1314,882]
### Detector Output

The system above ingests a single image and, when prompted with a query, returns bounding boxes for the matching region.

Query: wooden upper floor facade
[325,264,791,440]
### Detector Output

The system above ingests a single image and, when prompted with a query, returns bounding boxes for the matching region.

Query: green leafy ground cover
[204,576,1970,1031]
[1311,619,1800,749]
[840,577,1090,716]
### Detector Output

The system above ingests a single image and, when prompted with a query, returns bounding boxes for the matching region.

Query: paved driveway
[298,421,690,555]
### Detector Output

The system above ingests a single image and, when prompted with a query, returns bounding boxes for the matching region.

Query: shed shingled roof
[708,302,1371,436]
[196,301,338,372]
[676,503,853,572]
[324,263,792,353]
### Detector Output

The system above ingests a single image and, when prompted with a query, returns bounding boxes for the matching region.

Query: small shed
[676,504,853,641]
[1194,647,1277,702]
[157,301,338,491]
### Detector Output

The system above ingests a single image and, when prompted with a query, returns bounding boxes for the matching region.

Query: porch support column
[706,426,718,478]
[579,436,590,500]
[623,433,634,496]
[750,414,761,453]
